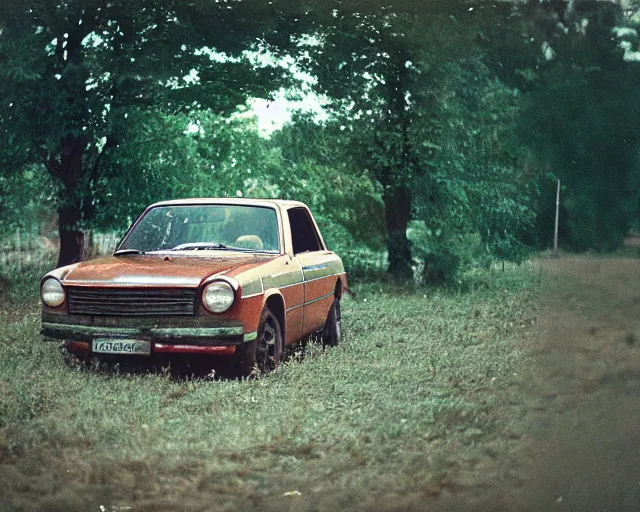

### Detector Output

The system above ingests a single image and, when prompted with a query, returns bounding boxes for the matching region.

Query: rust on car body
[41,198,347,374]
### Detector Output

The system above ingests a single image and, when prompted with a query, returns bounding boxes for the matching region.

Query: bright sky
[239,47,328,135]
[243,87,328,135]
[182,47,330,136]
[73,31,328,137]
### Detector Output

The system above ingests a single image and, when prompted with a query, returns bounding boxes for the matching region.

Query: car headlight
[202,281,235,313]
[41,278,65,307]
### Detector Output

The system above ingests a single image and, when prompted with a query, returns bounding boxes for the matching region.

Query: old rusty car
[41,198,347,375]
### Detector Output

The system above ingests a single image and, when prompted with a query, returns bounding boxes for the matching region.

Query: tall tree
[294,2,467,278]
[0,0,291,266]
[294,1,536,279]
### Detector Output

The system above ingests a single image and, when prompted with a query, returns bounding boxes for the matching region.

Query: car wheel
[321,298,341,348]
[234,306,283,377]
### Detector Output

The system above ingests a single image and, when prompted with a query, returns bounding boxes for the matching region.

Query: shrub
[419,245,460,285]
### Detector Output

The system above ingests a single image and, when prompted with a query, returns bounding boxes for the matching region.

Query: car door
[286,207,337,336]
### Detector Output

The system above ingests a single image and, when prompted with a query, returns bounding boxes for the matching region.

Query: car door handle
[302,264,328,271]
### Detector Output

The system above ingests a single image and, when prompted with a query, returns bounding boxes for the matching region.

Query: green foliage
[0,0,295,264]
[419,245,461,285]
[507,1,640,251]
[412,54,537,266]
[0,166,56,237]
[291,7,461,278]
[1,0,635,272]
[291,4,539,279]
[271,115,386,250]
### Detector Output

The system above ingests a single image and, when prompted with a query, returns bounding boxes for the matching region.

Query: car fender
[260,288,286,341]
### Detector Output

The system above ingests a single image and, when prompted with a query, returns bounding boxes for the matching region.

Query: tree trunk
[56,201,84,268]
[379,45,414,281]
[383,184,413,280]
[48,136,88,268]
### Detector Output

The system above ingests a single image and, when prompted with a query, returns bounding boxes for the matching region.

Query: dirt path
[520,257,640,511]
[439,257,640,511]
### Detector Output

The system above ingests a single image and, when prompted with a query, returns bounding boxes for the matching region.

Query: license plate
[92,338,151,355]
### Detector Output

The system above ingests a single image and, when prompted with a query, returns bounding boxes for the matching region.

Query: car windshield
[117,204,280,254]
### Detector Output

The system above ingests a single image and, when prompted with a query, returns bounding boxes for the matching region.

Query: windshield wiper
[169,243,230,251]
[114,248,145,256]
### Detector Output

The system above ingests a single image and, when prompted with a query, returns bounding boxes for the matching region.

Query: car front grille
[67,287,197,316]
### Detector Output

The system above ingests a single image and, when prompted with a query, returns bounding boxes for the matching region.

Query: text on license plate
[92,339,151,355]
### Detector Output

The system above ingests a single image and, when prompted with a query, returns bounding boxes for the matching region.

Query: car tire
[234,306,283,377]
[321,298,341,348]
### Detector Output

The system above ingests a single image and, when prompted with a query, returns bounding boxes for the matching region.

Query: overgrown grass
[0,262,538,511]
[1,257,56,307]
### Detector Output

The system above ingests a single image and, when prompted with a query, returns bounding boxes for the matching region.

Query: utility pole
[554,179,560,252]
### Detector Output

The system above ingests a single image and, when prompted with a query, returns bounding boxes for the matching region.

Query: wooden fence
[89,232,122,256]
[0,230,122,274]
[0,230,389,277]
[338,248,388,275]
[0,230,55,274]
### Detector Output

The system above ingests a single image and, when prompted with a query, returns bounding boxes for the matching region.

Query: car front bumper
[41,314,257,356]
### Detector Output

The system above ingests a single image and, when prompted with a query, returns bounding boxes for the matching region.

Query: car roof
[148,198,308,210]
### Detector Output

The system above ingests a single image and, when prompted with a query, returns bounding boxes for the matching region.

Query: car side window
[288,207,322,254]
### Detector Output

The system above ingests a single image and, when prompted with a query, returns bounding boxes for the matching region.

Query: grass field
[0,264,538,511]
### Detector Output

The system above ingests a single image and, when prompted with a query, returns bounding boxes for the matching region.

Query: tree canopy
[0,0,294,265]
[1,0,639,278]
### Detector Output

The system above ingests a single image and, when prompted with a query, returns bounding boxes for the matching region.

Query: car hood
[53,253,277,288]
